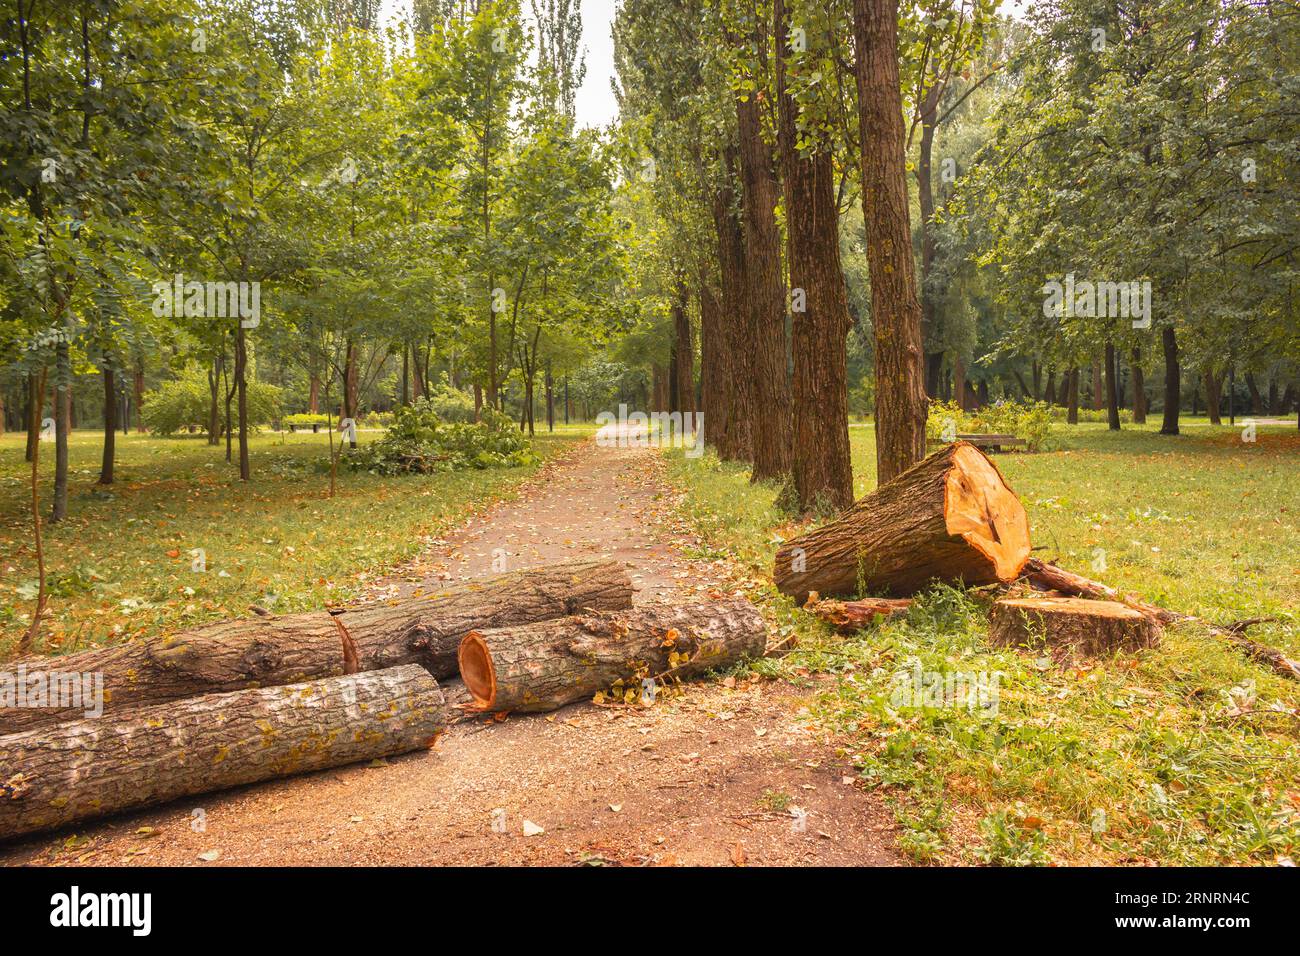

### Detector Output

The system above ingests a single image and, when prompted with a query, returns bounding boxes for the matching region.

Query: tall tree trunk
[545,361,554,432]
[735,76,792,481]
[100,365,116,485]
[236,325,250,480]
[852,0,928,484]
[1091,359,1104,411]
[1067,367,1080,424]
[672,280,695,416]
[711,162,752,460]
[51,339,70,523]
[1245,373,1263,415]
[133,358,145,433]
[698,264,729,451]
[1043,366,1056,405]
[1130,348,1146,424]
[343,339,358,449]
[954,354,967,410]
[1204,366,1223,425]
[208,355,222,445]
[1104,341,1121,431]
[915,87,944,397]
[309,370,321,414]
[776,0,852,511]
[1160,326,1180,435]
[25,374,40,461]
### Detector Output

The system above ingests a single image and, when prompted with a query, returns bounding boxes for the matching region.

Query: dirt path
[2,436,901,867]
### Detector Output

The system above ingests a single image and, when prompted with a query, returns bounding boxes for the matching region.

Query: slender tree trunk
[100,365,116,484]
[777,0,852,511]
[1091,359,1104,411]
[1067,367,1080,424]
[1104,341,1121,430]
[1160,326,1180,435]
[1130,348,1146,423]
[1204,366,1223,425]
[343,339,358,449]
[134,358,145,433]
[853,0,928,484]
[545,361,554,432]
[236,325,250,480]
[915,89,944,397]
[698,264,729,451]
[1043,366,1056,405]
[51,340,70,523]
[25,374,38,462]
[712,161,752,460]
[671,280,695,416]
[1245,373,1263,415]
[954,355,967,410]
[735,76,792,481]
[208,356,222,445]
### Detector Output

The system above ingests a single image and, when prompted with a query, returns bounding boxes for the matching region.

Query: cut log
[989,596,1161,660]
[458,599,767,714]
[774,441,1031,600]
[0,559,633,734]
[0,664,445,842]
[1022,558,1300,680]
[805,594,912,632]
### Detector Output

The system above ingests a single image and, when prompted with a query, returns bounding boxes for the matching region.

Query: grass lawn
[0,424,592,657]
[666,419,1300,865]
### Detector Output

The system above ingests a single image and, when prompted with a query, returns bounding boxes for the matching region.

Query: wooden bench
[928,433,1028,453]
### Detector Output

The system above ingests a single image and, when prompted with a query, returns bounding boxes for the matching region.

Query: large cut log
[774,442,1031,600]
[0,665,445,842]
[0,559,633,734]
[989,596,1161,660]
[1022,558,1300,680]
[458,599,767,714]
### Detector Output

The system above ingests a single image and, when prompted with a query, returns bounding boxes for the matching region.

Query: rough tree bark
[671,280,696,416]
[1104,341,1121,431]
[1160,326,1180,435]
[99,365,116,484]
[1130,347,1146,423]
[698,264,729,450]
[459,599,767,714]
[0,665,447,841]
[735,68,792,481]
[776,0,853,512]
[711,157,753,460]
[774,441,1031,600]
[852,0,929,484]
[989,596,1161,661]
[0,559,633,734]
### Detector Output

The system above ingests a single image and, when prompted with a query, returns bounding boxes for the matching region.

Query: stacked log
[458,599,767,713]
[0,559,633,734]
[774,442,1031,601]
[0,665,446,841]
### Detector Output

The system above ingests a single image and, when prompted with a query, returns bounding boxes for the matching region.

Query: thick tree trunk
[1130,348,1146,423]
[1204,366,1223,425]
[773,441,1031,601]
[0,665,447,841]
[671,281,695,416]
[989,597,1160,661]
[712,160,753,460]
[0,559,633,734]
[698,265,729,451]
[736,82,792,481]
[1160,326,1180,435]
[1245,373,1263,415]
[99,365,116,484]
[852,0,928,484]
[1091,360,1104,411]
[1066,367,1080,424]
[459,599,767,714]
[776,0,853,512]
[1104,341,1121,430]
[1043,366,1056,405]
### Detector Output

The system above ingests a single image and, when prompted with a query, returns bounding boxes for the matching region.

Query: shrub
[422,379,477,423]
[345,399,536,474]
[925,399,1053,451]
[143,369,281,436]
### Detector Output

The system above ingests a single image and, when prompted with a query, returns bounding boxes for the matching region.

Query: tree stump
[774,441,1031,600]
[989,597,1161,660]
[458,599,767,714]
[0,665,446,842]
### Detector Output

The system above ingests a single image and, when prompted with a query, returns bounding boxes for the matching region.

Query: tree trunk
[207,355,222,445]
[773,441,1031,601]
[954,355,967,410]
[1104,341,1121,430]
[99,365,116,485]
[1204,366,1223,425]
[989,597,1160,661]
[1091,359,1104,411]
[236,325,250,479]
[712,161,752,460]
[458,599,767,714]
[1043,366,1056,406]
[1067,367,1080,424]
[776,0,852,512]
[915,84,944,398]
[1245,373,1263,415]
[671,281,695,416]
[736,79,792,481]
[0,559,633,735]
[24,373,39,462]
[51,340,70,523]
[0,665,447,842]
[1160,326,1180,435]
[1130,348,1146,423]
[852,0,928,484]
[344,338,359,449]
[698,265,729,451]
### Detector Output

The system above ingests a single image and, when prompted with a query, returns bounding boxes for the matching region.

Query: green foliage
[926,399,1054,450]
[422,380,478,423]
[283,413,330,426]
[347,399,537,474]
[142,369,281,436]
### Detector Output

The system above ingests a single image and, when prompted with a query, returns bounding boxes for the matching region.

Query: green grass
[0,424,592,656]
[665,419,1300,865]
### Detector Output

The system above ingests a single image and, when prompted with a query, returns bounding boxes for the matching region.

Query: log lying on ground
[774,442,1031,601]
[804,594,912,632]
[458,599,767,714]
[0,665,445,842]
[0,559,633,734]
[989,596,1161,660]
[1022,558,1300,680]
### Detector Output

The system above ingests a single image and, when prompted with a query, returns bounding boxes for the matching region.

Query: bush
[143,369,281,436]
[925,399,1053,451]
[345,399,536,474]
[422,379,477,423]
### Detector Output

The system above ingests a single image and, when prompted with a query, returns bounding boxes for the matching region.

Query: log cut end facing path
[459,599,768,714]
[989,596,1161,661]
[774,442,1031,601]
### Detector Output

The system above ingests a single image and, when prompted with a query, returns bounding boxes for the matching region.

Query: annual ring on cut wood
[942,444,1032,583]
[458,632,496,708]
[989,596,1161,661]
